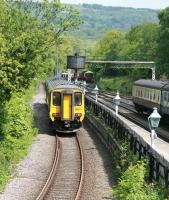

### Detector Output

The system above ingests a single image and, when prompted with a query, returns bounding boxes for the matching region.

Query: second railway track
[36,133,84,200]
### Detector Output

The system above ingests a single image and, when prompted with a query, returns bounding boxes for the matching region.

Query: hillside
[70,4,158,40]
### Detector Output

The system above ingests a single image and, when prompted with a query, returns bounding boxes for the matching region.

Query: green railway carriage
[46,78,85,132]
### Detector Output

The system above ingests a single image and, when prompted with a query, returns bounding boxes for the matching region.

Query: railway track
[36,134,84,200]
[86,93,169,142]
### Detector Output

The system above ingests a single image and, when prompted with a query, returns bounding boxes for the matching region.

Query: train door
[62,94,72,120]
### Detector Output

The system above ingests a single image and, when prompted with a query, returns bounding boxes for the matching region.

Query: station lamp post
[148,107,161,148]
[93,85,99,102]
[114,91,121,116]
[75,78,78,85]
[83,81,86,95]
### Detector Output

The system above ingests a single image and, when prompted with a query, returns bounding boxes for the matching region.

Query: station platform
[87,95,169,167]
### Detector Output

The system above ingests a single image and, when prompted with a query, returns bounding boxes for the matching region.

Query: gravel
[78,124,117,200]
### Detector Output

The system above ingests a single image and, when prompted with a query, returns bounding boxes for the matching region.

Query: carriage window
[164,92,167,102]
[53,92,61,106]
[144,88,146,98]
[153,93,156,101]
[75,92,82,106]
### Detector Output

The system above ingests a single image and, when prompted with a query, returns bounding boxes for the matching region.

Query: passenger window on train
[75,92,82,106]
[53,92,61,106]
[153,93,155,101]
[164,92,167,102]
[138,90,140,97]
[144,89,146,98]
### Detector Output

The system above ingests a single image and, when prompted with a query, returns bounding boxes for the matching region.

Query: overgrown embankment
[113,143,168,200]
[0,82,38,191]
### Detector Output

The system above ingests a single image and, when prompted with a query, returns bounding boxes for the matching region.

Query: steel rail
[74,133,85,200]
[36,136,61,200]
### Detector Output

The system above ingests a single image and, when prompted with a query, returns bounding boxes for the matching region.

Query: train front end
[46,79,85,133]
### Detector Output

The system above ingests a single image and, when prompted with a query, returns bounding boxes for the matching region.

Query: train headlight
[75,113,82,118]
[52,113,60,117]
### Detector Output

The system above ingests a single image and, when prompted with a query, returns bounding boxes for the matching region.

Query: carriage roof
[134,79,169,89]
[46,77,83,91]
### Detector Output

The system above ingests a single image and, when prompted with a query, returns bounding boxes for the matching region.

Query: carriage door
[62,94,72,120]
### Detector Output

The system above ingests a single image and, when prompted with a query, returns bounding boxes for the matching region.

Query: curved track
[36,134,84,200]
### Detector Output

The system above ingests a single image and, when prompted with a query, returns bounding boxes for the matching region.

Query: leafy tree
[120,23,159,61]
[92,29,125,60]
[157,7,169,77]
[0,0,82,102]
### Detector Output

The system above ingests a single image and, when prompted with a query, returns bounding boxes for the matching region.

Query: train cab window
[75,92,82,106]
[53,92,61,106]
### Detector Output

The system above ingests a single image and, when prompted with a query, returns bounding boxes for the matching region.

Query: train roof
[46,78,83,91]
[134,79,169,89]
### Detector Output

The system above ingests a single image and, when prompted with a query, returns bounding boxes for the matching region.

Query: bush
[0,82,37,191]
[113,161,168,200]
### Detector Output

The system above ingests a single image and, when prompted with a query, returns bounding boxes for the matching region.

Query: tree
[120,23,159,61]
[0,0,82,102]
[157,7,169,77]
[92,29,125,60]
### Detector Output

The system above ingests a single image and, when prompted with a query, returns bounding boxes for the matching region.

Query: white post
[96,94,98,102]
[115,105,118,116]
[152,67,155,80]
[150,129,157,148]
[68,69,71,82]
[83,88,86,95]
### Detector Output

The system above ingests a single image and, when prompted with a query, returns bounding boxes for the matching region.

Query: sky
[61,0,169,9]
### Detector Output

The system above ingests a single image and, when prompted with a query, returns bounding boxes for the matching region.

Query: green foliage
[157,7,169,77]
[0,82,38,191]
[113,142,168,200]
[120,23,159,61]
[0,0,82,102]
[92,29,125,60]
[91,23,158,82]
[113,161,168,200]
[113,161,146,199]
[98,77,133,95]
